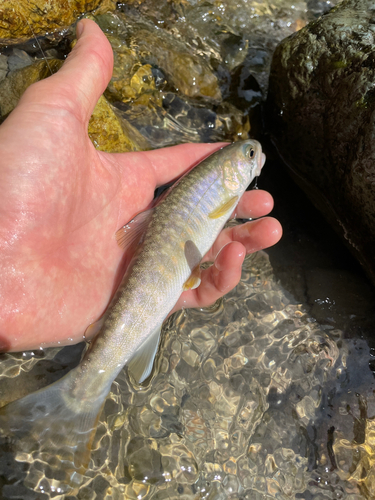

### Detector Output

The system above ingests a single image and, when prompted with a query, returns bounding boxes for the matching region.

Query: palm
[0,20,281,352]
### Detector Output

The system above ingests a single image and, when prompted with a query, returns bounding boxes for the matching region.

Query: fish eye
[247,147,255,159]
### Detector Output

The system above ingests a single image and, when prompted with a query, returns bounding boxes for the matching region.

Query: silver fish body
[74,139,264,398]
[0,139,264,492]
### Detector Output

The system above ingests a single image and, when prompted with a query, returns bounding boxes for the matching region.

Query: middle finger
[232,189,274,219]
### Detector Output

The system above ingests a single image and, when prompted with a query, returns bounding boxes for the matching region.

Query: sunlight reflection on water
[1,251,374,499]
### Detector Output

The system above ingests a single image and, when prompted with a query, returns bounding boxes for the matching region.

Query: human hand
[0,19,282,352]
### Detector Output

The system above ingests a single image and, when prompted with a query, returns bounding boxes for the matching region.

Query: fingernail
[76,21,84,38]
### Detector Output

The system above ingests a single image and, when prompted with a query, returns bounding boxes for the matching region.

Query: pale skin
[0,20,282,352]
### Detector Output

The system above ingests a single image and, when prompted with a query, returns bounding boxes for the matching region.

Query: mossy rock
[266,0,375,285]
[0,58,149,153]
[0,0,116,44]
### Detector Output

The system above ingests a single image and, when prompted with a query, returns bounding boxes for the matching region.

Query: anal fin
[127,325,162,384]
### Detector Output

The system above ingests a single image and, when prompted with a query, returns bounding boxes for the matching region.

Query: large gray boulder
[266,0,375,284]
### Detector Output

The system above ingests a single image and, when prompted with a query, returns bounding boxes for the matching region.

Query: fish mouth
[260,152,266,168]
[256,151,266,177]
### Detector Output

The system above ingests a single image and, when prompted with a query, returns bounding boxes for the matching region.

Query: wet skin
[0,19,282,352]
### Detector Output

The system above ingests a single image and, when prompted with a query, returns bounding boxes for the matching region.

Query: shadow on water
[259,139,375,498]
[260,138,375,342]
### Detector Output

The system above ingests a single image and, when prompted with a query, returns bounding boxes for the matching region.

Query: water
[1,161,375,498]
[0,253,338,499]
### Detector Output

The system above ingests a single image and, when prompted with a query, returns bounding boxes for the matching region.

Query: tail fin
[0,371,106,495]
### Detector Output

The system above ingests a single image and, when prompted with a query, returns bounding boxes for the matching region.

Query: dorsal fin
[151,157,203,208]
[115,209,154,251]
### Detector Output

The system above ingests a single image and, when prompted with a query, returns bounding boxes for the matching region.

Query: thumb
[20,19,114,124]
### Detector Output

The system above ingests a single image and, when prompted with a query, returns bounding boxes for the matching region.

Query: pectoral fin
[128,325,162,383]
[115,209,154,251]
[208,195,239,219]
[184,240,202,269]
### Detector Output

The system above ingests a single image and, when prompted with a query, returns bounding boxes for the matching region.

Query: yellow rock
[88,95,151,153]
[108,61,157,102]
[0,0,116,43]
[133,29,221,101]
[0,57,150,153]
[333,418,375,499]
[96,15,221,103]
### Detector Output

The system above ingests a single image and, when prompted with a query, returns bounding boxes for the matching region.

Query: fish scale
[0,139,264,495]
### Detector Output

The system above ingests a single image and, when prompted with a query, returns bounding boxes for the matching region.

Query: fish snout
[256,151,266,177]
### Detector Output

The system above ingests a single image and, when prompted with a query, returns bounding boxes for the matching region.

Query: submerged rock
[0,55,7,82]
[114,95,250,148]
[92,10,251,145]
[95,11,222,103]
[88,95,151,152]
[266,0,375,285]
[7,49,33,72]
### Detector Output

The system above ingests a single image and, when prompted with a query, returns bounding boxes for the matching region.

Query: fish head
[242,139,265,178]
[220,139,265,195]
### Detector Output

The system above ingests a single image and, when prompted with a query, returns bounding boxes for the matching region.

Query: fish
[0,139,265,493]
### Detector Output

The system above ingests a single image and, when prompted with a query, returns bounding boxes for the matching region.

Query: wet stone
[88,95,151,153]
[189,327,216,357]
[221,473,240,495]
[0,0,116,43]
[0,59,62,120]
[0,54,7,81]
[7,49,32,72]
[175,357,199,381]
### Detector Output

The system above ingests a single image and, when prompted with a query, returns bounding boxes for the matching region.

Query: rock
[92,11,251,146]
[266,0,375,285]
[133,28,221,101]
[0,0,116,44]
[7,49,33,72]
[0,59,63,119]
[0,55,7,82]
[0,57,149,153]
[95,11,222,103]
[114,94,250,148]
[88,95,151,152]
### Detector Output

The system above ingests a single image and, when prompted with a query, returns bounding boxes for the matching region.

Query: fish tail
[0,370,106,494]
